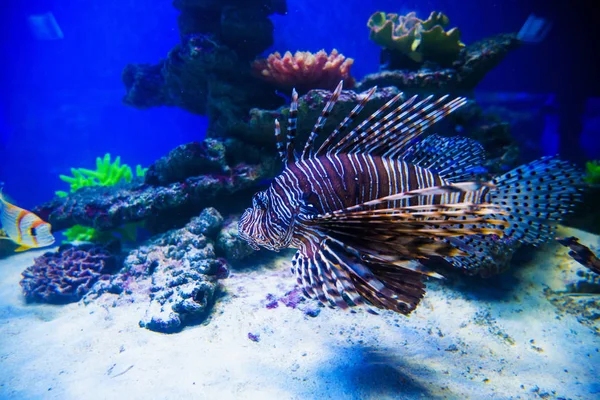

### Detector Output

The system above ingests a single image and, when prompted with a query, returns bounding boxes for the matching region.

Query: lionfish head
[238,190,292,252]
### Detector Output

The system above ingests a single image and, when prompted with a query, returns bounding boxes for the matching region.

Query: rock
[358,33,521,93]
[216,218,254,261]
[33,157,267,233]
[145,140,229,186]
[99,209,227,333]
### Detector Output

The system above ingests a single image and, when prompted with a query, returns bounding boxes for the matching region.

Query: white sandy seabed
[0,227,598,400]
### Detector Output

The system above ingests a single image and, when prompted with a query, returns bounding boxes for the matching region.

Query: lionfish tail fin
[490,156,584,245]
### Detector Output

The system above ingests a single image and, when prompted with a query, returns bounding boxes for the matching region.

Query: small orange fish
[0,191,55,252]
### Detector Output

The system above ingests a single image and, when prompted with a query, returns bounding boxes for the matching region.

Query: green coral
[367,11,464,65]
[57,153,146,196]
[56,153,147,243]
[585,160,600,184]
[63,223,140,243]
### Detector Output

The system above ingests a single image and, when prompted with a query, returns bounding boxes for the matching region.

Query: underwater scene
[1,1,599,399]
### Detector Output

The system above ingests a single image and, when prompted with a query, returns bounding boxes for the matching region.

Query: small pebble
[304,307,320,318]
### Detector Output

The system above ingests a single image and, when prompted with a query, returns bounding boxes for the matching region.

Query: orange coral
[251,49,355,91]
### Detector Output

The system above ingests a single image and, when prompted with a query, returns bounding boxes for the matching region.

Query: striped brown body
[278,154,484,214]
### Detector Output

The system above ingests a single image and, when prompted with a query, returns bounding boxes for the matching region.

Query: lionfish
[238,82,583,315]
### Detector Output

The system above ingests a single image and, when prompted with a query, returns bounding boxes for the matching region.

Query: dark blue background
[1,0,597,208]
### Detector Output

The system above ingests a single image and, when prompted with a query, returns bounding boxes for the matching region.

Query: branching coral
[367,11,464,66]
[251,49,355,92]
[56,153,147,197]
[63,223,139,243]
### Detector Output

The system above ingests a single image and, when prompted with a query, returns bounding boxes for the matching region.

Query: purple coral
[20,244,120,304]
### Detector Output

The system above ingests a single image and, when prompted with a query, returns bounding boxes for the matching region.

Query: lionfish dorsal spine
[285,88,299,164]
[376,95,465,158]
[350,94,439,155]
[274,119,287,164]
[383,96,468,159]
[301,80,344,160]
[315,85,377,157]
[329,93,413,155]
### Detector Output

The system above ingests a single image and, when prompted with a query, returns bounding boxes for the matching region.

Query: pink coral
[251,49,355,92]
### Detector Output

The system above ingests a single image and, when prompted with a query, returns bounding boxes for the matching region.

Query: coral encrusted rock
[125,208,227,333]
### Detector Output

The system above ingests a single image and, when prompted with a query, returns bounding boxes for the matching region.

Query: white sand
[0,227,599,399]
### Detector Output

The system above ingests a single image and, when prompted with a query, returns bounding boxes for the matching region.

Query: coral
[144,139,229,186]
[86,209,228,333]
[585,160,600,184]
[251,49,355,92]
[357,33,521,93]
[20,243,120,304]
[367,11,464,67]
[56,153,146,197]
[63,223,139,244]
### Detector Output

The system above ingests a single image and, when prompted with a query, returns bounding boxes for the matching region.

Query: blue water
[1,0,598,208]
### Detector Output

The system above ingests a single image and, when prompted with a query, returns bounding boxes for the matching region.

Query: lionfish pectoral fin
[293,247,350,309]
[442,235,519,277]
[319,182,496,213]
[303,198,508,243]
[320,237,426,315]
[362,255,444,279]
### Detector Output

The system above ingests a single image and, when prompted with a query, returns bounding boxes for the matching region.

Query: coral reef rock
[88,208,228,333]
[20,242,120,304]
[358,33,521,93]
[145,139,229,186]
[216,218,254,262]
[136,208,226,333]
[33,141,269,233]
[251,49,355,93]
[123,1,285,138]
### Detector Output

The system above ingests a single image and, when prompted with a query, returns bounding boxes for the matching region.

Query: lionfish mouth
[238,208,294,252]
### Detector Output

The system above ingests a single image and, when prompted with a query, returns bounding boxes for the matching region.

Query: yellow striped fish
[0,191,55,252]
